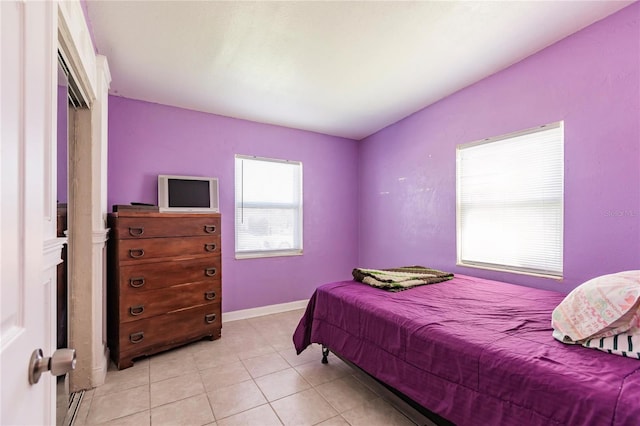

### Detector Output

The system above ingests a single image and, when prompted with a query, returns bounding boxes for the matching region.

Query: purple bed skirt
[293,275,640,425]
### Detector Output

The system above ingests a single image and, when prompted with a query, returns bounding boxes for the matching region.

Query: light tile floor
[73,309,417,426]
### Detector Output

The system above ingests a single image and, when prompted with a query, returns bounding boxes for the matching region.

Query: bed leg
[321,345,329,364]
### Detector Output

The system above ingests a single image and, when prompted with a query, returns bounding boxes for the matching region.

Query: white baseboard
[222,299,308,323]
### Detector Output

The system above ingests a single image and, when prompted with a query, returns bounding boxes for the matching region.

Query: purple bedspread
[293,275,640,426]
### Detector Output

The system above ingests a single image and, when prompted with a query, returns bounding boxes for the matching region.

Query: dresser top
[110,211,221,219]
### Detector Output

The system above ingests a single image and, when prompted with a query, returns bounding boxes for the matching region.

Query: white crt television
[158,175,219,213]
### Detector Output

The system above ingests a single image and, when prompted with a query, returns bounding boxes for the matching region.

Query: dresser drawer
[119,257,221,294]
[120,281,221,323]
[112,216,221,240]
[118,304,221,355]
[117,235,220,262]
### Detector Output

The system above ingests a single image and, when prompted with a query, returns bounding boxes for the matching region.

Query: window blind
[456,122,564,277]
[235,155,303,258]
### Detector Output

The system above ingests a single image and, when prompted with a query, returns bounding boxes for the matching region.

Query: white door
[1,1,58,424]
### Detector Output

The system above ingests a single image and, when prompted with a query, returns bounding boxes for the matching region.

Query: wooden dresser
[107,211,222,369]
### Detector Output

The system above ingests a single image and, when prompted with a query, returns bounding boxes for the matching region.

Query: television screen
[158,175,219,213]
[168,178,210,208]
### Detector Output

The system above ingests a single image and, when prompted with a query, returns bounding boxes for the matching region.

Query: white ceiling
[86,1,632,140]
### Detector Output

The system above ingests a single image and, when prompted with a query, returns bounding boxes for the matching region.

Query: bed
[293,274,640,426]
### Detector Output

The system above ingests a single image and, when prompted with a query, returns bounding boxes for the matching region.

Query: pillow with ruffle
[551,270,640,342]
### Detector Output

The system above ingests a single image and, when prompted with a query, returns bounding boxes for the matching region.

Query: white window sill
[456,261,563,280]
[235,250,303,260]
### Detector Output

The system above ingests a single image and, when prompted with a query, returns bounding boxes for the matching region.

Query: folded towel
[352,266,454,292]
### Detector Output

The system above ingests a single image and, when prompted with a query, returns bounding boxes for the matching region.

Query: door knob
[28,348,76,384]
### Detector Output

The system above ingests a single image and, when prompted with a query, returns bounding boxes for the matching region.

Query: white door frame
[57,0,111,392]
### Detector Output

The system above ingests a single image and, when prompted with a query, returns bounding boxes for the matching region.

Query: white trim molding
[91,343,109,386]
[92,228,109,245]
[57,1,96,106]
[222,299,308,323]
[43,237,67,270]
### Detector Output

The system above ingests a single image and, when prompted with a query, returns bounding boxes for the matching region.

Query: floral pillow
[551,270,640,342]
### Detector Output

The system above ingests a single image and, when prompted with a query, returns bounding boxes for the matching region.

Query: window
[456,122,564,277]
[235,155,303,258]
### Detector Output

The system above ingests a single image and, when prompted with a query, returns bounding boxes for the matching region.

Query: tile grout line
[229,316,302,425]
[196,366,219,425]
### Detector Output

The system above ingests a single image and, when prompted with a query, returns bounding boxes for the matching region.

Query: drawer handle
[204,267,217,277]
[204,313,217,324]
[204,243,217,252]
[204,225,216,234]
[129,305,145,316]
[129,249,145,259]
[128,227,144,237]
[129,277,146,288]
[204,291,216,301]
[129,332,144,344]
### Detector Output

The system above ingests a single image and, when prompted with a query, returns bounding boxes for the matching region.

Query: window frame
[234,154,303,259]
[455,122,564,278]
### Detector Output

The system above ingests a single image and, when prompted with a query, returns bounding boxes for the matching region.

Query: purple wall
[358,3,640,293]
[108,97,359,312]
